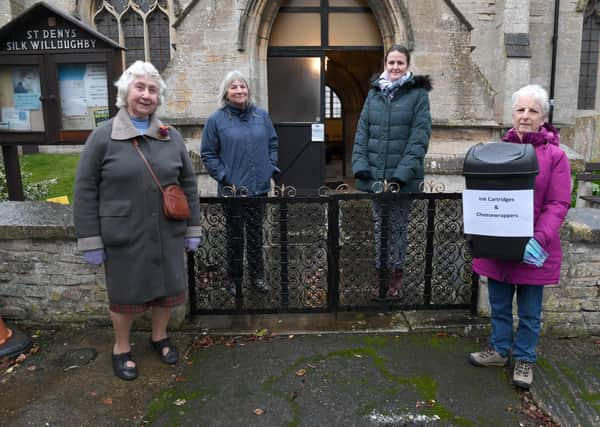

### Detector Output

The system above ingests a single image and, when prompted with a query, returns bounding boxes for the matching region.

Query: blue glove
[185,237,202,252]
[83,249,105,265]
[523,238,548,267]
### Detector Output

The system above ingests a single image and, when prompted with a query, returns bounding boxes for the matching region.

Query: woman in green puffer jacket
[352,44,432,299]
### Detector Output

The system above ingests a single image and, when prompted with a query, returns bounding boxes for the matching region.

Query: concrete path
[1,312,599,426]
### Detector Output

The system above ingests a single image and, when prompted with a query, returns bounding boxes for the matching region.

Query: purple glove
[83,249,105,265]
[185,237,202,252]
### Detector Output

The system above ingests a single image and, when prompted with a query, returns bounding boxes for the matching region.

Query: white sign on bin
[462,189,534,237]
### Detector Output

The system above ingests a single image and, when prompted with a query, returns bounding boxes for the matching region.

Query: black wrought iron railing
[188,186,477,315]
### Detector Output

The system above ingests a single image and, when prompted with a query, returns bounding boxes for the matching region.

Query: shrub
[0,159,57,202]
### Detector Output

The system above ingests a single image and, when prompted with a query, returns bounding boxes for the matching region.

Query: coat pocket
[99,200,131,247]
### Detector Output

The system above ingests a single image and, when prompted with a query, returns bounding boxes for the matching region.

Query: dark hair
[385,45,411,66]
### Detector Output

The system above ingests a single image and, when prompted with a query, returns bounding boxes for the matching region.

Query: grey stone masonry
[0,202,600,336]
[0,202,108,324]
[545,208,600,336]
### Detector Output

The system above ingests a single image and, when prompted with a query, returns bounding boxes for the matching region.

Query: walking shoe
[513,360,534,389]
[468,348,508,367]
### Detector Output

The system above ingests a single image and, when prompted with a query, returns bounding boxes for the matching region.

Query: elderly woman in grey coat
[73,61,202,381]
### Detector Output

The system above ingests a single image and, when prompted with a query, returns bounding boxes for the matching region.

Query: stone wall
[1,202,599,336]
[0,202,107,324]
[0,202,186,326]
[572,113,600,162]
[546,208,600,336]
[1,1,590,126]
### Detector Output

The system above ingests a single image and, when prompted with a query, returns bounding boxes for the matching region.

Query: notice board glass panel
[0,65,45,131]
[58,63,109,130]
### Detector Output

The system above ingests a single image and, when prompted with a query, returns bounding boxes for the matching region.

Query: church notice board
[0,1,123,144]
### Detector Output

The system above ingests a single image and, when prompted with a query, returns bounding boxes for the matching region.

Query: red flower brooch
[159,125,170,138]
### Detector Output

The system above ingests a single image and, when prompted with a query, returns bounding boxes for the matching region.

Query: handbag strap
[132,138,165,195]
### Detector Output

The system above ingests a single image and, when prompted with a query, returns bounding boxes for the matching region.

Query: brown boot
[372,269,389,300]
[386,270,403,299]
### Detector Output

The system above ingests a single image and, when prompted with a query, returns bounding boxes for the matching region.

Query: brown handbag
[133,138,191,220]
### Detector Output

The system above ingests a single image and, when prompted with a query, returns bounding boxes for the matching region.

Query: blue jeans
[372,198,410,271]
[488,278,544,363]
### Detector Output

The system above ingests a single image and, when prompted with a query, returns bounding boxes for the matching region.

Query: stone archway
[237,0,414,106]
[326,57,371,174]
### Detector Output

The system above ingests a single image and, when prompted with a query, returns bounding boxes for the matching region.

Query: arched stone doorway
[237,0,414,192]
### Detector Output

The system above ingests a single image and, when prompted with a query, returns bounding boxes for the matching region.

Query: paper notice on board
[84,65,108,107]
[61,80,87,116]
[2,107,31,130]
[462,189,534,237]
[93,107,109,126]
[59,64,87,116]
[12,67,41,110]
[311,123,324,142]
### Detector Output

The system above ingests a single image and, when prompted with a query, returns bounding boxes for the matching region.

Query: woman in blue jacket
[201,70,279,295]
[352,45,432,299]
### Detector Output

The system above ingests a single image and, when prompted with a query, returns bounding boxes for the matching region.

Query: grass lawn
[21,152,80,203]
[15,154,599,206]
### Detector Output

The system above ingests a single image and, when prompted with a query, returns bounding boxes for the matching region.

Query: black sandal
[112,351,138,381]
[150,337,179,365]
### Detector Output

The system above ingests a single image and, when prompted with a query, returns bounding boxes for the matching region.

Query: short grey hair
[217,70,255,108]
[512,84,550,117]
[114,61,166,109]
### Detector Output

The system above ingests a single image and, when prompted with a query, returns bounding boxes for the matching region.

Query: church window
[578,0,600,109]
[92,0,171,72]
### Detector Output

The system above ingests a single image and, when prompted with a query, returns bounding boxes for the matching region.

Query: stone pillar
[574,114,600,162]
[0,0,11,27]
[502,0,531,125]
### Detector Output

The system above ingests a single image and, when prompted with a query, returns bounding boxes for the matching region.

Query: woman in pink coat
[468,84,571,389]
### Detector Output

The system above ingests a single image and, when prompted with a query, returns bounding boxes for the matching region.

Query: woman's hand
[522,238,548,267]
[185,237,202,252]
[83,249,106,265]
[354,170,372,180]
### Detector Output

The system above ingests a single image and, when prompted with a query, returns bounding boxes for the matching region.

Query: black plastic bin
[463,142,539,260]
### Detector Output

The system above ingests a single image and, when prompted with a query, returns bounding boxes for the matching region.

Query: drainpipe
[549,0,560,124]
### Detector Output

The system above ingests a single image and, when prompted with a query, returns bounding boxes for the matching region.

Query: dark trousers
[225,201,265,282]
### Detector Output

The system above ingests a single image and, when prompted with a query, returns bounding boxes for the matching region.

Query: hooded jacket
[352,74,432,193]
[472,123,571,285]
[201,104,279,196]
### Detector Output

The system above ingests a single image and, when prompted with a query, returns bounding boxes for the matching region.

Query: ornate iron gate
[188,189,477,315]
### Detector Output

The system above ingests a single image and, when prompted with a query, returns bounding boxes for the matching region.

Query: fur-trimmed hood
[370,73,433,92]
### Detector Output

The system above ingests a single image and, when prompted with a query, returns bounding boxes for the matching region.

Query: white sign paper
[462,189,534,237]
[84,65,108,107]
[2,107,30,130]
[311,123,324,142]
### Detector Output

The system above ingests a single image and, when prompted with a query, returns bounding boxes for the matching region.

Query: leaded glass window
[122,9,145,65]
[93,1,171,72]
[94,9,119,43]
[147,9,171,72]
[325,86,341,119]
[578,0,600,109]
